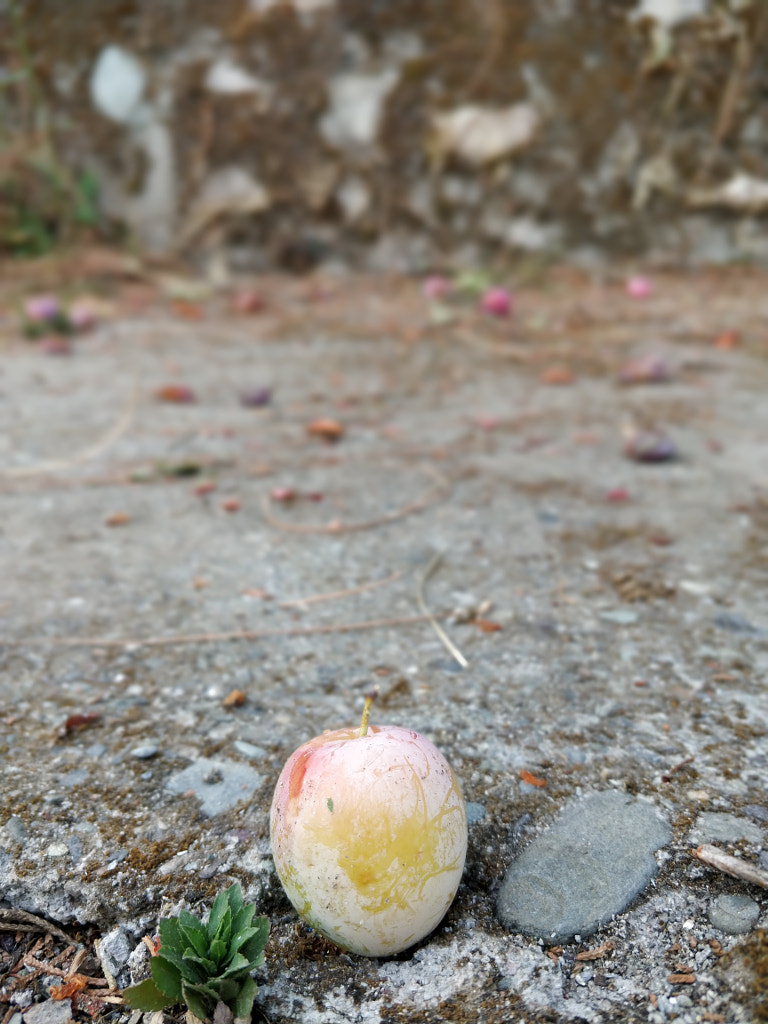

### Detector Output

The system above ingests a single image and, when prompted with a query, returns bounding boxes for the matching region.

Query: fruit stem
[359,689,378,737]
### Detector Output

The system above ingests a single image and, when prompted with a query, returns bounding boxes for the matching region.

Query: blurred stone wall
[4,0,768,270]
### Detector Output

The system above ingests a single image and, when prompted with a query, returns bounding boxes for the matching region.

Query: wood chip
[695,843,768,889]
[222,689,246,708]
[667,972,696,984]
[575,940,615,961]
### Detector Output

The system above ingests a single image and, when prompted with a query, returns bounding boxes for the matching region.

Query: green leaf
[230,903,256,937]
[207,889,229,939]
[179,910,208,957]
[221,953,251,980]
[214,979,239,1004]
[150,956,183,1001]
[158,948,205,985]
[209,938,227,964]
[231,976,258,1019]
[181,950,217,976]
[159,916,182,952]
[238,918,269,964]
[213,906,232,948]
[228,926,258,955]
[181,981,213,1022]
[225,882,244,917]
[230,919,268,958]
[123,978,176,1012]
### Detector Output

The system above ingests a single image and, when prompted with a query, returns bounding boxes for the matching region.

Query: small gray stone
[465,802,486,825]
[599,609,639,626]
[131,744,159,760]
[712,611,759,633]
[97,926,133,986]
[45,843,69,859]
[692,812,763,845]
[496,790,671,941]
[166,757,262,817]
[22,999,74,1024]
[233,740,266,760]
[4,815,27,841]
[743,804,768,823]
[709,893,760,935]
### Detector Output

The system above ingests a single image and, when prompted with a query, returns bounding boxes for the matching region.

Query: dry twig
[0,908,74,945]
[695,843,768,890]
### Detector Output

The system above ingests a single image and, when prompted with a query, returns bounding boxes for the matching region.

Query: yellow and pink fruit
[270,702,467,957]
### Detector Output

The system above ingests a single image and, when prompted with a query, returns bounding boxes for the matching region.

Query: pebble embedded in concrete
[496,790,671,941]
[708,893,760,935]
[165,757,262,817]
[691,812,764,845]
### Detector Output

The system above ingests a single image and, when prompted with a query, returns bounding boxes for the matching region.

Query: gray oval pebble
[497,790,671,941]
[708,893,760,935]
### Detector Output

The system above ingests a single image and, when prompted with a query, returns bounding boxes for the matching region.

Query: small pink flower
[24,295,60,322]
[626,276,652,299]
[422,275,451,301]
[480,287,513,318]
[68,300,99,332]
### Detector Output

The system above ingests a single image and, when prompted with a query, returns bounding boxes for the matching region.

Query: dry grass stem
[278,569,403,608]
[2,375,138,478]
[416,551,468,669]
[11,613,438,649]
[261,466,449,534]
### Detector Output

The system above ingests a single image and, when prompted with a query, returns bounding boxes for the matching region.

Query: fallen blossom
[606,487,630,502]
[156,384,196,403]
[623,426,676,463]
[422,275,451,300]
[626,275,652,298]
[105,511,130,527]
[540,365,574,385]
[617,353,671,385]
[24,294,61,322]
[240,387,272,407]
[193,481,217,496]
[306,417,345,442]
[271,487,297,502]
[221,497,241,512]
[714,329,739,350]
[233,289,265,314]
[68,298,103,331]
[475,415,499,431]
[64,712,101,734]
[480,287,513,317]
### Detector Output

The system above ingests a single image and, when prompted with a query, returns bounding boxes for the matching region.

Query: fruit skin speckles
[270,725,468,956]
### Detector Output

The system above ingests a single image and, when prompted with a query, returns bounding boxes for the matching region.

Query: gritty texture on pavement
[1,266,768,1023]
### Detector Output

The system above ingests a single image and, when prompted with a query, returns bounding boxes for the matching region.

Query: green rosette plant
[124,883,269,1021]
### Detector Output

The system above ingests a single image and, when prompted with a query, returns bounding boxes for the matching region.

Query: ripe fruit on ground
[270,697,467,956]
